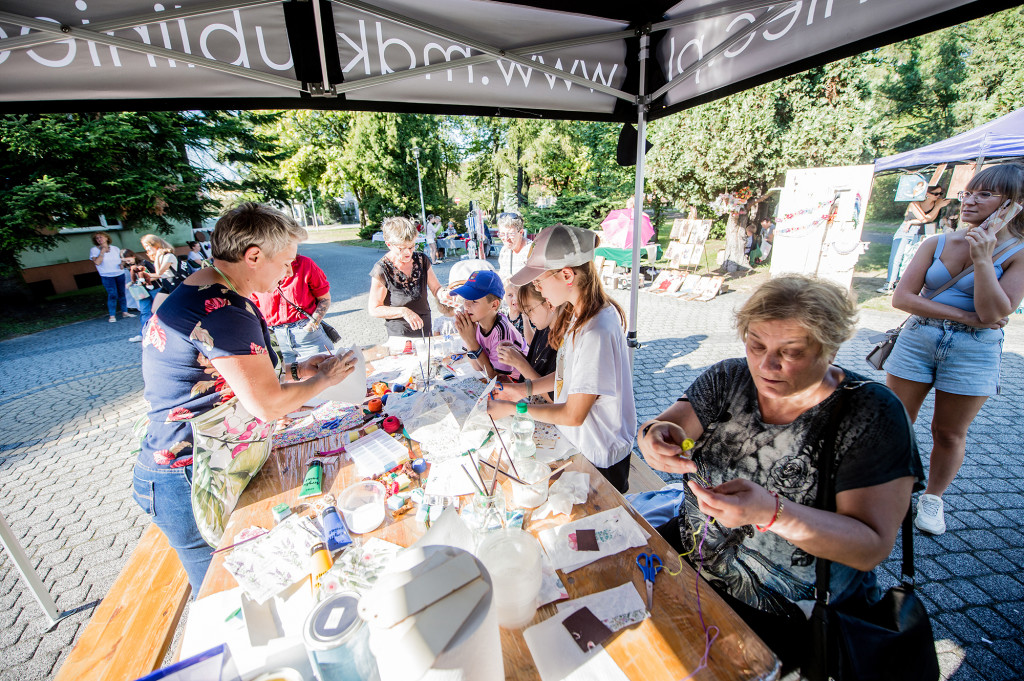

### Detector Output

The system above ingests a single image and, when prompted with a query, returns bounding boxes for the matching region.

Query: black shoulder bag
[276,287,341,345]
[805,388,939,681]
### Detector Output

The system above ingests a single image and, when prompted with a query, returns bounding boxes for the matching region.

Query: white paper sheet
[423,455,484,497]
[554,583,648,632]
[307,346,367,406]
[538,507,649,574]
[222,516,323,604]
[523,607,630,681]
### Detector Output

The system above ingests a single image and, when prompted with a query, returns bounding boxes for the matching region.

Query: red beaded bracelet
[756,491,783,532]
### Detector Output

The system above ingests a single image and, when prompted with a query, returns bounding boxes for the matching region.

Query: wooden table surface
[197,348,779,681]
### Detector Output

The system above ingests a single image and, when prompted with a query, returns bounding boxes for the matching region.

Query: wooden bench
[55,524,190,681]
[626,452,666,495]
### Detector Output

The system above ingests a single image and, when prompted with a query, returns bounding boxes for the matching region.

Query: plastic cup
[508,459,549,509]
[477,529,543,629]
[337,481,386,534]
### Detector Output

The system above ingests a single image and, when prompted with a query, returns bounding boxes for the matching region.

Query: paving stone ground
[1,241,1022,680]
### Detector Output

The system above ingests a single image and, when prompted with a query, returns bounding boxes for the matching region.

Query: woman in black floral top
[368,216,449,339]
[637,275,923,674]
[135,203,357,594]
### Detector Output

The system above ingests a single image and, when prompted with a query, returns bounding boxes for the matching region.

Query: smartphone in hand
[981,200,1023,230]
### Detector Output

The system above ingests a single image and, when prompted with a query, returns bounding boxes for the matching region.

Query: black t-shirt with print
[676,358,924,615]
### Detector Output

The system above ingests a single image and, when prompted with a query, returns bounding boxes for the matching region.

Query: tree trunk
[516,145,524,208]
[721,211,748,273]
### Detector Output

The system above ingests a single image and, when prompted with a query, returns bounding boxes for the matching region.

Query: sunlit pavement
[1,242,1021,680]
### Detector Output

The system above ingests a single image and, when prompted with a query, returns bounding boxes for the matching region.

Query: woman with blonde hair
[488,224,636,491]
[368,216,448,341]
[885,163,1024,535]
[639,275,921,673]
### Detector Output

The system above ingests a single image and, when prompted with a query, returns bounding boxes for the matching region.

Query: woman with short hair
[133,203,357,594]
[368,216,448,341]
[639,274,922,674]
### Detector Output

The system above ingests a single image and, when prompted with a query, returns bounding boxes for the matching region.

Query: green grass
[0,285,110,339]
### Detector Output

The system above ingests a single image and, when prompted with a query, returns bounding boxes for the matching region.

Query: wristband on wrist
[641,421,657,438]
[525,379,533,398]
[756,491,783,532]
[466,347,483,360]
[290,361,300,381]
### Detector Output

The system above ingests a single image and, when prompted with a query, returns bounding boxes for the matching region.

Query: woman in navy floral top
[134,203,357,594]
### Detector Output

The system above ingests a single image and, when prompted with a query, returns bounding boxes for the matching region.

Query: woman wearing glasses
[497,212,531,280]
[878,185,951,293]
[368,216,449,340]
[885,164,1024,535]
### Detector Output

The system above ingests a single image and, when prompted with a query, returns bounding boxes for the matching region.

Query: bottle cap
[516,401,528,414]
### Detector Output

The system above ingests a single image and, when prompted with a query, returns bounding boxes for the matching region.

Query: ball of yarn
[382,416,402,434]
[367,398,383,413]
[371,382,390,396]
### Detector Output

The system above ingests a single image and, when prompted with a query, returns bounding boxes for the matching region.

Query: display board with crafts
[646,219,724,301]
[142,340,777,681]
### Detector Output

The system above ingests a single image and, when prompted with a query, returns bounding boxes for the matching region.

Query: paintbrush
[488,414,520,478]
[211,530,268,555]
[478,459,528,485]
[461,463,486,494]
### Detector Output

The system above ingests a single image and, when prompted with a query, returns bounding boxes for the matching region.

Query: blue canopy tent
[875,106,1024,172]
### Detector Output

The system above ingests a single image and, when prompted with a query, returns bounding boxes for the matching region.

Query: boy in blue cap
[452,270,527,380]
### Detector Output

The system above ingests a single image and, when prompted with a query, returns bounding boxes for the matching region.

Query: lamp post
[412,146,427,234]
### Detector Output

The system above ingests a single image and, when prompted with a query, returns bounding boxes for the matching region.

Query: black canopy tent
[2,0,1021,628]
[1,0,1020,353]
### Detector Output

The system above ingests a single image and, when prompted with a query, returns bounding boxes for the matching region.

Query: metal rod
[328,0,633,102]
[628,32,649,368]
[650,3,796,103]
[310,0,333,94]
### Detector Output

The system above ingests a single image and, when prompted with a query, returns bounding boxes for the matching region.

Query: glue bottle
[509,401,536,460]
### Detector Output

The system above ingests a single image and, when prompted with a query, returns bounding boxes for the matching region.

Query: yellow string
[663,471,713,577]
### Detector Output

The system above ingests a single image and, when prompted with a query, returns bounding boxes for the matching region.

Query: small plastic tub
[337,481,386,534]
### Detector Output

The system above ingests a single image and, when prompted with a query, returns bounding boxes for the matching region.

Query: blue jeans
[138,295,153,332]
[101,273,127,316]
[132,460,212,597]
[885,233,921,285]
[273,322,334,365]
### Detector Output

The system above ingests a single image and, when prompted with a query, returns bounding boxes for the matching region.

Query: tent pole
[628,30,650,367]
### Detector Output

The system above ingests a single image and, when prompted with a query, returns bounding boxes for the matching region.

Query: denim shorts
[886,316,1003,396]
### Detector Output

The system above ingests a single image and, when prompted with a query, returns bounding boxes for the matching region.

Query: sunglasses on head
[499,212,521,220]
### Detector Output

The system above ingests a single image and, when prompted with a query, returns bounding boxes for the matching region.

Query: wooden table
[198,350,779,681]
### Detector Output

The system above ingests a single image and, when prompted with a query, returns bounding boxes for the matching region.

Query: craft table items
[302,593,378,681]
[361,545,503,681]
[538,507,649,573]
[478,529,545,628]
[337,482,386,534]
[509,459,550,509]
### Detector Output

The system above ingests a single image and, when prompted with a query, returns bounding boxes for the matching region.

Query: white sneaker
[122,311,137,318]
[129,335,143,343]
[915,494,946,535]
[109,316,117,323]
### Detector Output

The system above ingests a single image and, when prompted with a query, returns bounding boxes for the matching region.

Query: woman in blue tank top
[885,164,1024,536]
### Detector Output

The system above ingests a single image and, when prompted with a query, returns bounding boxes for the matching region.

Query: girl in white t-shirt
[488,223,637,492]
[90,231,134,322]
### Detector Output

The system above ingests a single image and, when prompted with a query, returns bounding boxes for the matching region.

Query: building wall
[19,221,196,295]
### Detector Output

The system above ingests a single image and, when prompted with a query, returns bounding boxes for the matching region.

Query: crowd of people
[114,162,1022,677]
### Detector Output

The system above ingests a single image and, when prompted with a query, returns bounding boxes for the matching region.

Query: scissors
[635,552,663,611]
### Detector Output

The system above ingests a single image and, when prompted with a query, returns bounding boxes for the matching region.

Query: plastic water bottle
[509,401,536,460]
